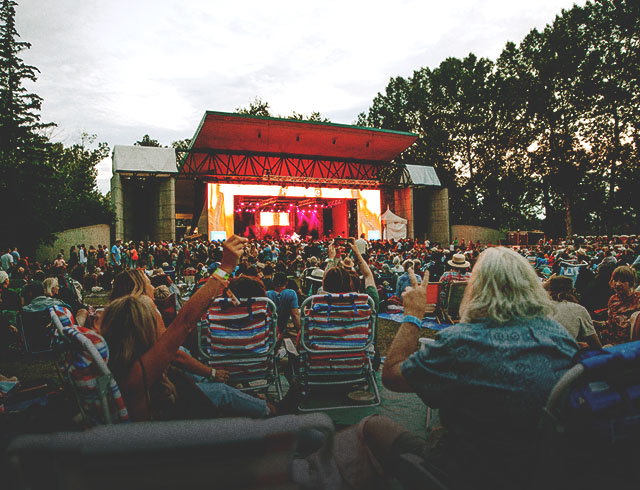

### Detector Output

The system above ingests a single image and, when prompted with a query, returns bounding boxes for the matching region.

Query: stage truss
[179,149,382,189]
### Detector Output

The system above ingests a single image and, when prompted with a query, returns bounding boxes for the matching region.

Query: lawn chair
[559,261,584,287]
[436,281,467,324]
[298,292,380,411]
[536,341,640,488]
[197,296,282,399]
[49,308,129,426]
[630,311,640,341]
[17,309,56,355]
[425,282,441,315]
[7,413,337,490]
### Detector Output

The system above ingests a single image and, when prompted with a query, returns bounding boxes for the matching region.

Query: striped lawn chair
[559,261,583,287]
[50,308,129,426]
[298,293,380,411]
[197,297,282,399]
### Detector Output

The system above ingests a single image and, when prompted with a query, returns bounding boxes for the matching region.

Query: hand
[213,368,230,383]
[349,237,359,254]
[402,268,428,319]
[328,242,336,260]
[220,235,248,274]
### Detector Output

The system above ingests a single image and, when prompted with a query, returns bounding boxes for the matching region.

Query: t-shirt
[355,238,368,255]
[266,289,298,335]
[549,301,597,341]
[110,244,121,266]
[1,253,14,271]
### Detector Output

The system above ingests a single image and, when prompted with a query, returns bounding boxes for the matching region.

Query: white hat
[447,253,470,269]
[0,271,8,284]
[309,268,325,282]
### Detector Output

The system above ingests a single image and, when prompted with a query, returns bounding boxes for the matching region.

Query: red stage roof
[179,111,418,188]
[186,111,417,162]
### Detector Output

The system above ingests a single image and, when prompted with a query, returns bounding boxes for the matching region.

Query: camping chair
[7,413,337,490]
[197,296,282,399]
[536,341,640,488]
[425,282,441,315]
[630,311,640,341]
[17,308,58,355]
[436,281,467,324]
[559,260,583,287]
[49,308,129,426]
[154,292,177,326]
[298,293,380,411]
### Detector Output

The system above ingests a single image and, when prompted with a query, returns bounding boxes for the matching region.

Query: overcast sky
[15,0,584,193]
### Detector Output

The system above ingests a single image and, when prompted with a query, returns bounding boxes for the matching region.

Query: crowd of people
[2,232,640,488]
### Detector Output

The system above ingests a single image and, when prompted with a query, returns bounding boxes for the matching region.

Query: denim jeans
[195,380,269,418]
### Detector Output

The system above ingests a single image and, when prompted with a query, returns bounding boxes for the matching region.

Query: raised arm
[382,268,428,392]
[121,236,246,411]
[350,237,375,289]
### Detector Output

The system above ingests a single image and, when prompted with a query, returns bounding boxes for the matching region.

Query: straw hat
[309,268,325,282]
[447,253,470,269]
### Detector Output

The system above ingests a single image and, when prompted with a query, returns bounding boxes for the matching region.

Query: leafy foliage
[0,1,113,252]
[359,0,640,237]
[134,134,162,147]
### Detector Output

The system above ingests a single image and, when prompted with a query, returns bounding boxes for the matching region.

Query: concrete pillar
[427,188,450,245]
[393,187,414,238]
[153,177,176,241]
[197,185,209,238]
[111,174,124,241]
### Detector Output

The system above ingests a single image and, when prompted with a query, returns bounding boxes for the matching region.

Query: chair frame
[49,308,124,425]
[436,281,467,324]
[197,296,282,399]
[298,293,380,411]
[17,308,56,355]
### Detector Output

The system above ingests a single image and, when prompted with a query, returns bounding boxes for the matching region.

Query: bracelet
[402,315,422,330]
[213,267,230,281]
[208,368,217,381]
[210,272,229,286]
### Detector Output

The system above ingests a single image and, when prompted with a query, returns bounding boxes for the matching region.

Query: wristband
[213,268,230,281]
[208,368,217,381]
[402,315,422,329]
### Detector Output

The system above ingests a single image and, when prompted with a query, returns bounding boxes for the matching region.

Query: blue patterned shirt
[401,316,578,434]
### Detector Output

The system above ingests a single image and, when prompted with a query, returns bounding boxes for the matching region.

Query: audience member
[380,247,578,489]
[544,275,602,348]
[599,265,640,345]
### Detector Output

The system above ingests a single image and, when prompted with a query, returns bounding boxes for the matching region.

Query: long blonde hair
[459,247,555,324]
[101,295,158,378]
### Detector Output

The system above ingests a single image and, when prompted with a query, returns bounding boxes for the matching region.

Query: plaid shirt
[600,292,640,345]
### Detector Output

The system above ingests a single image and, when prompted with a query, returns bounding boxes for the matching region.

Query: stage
[207,183,381,240]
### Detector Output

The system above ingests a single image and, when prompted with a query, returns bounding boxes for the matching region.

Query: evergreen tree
[0,0,51,157]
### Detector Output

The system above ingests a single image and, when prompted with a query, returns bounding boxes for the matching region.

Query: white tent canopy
[380,207,407,240]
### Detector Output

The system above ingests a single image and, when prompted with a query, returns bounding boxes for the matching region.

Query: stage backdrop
[207,183,381,240]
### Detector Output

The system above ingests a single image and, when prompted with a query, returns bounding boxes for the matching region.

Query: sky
[14,0,585,194]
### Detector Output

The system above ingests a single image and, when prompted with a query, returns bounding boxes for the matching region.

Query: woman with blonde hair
[100,236,273,421]
[380,246,578,489]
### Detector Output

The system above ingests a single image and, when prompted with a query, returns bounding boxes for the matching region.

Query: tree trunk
[564,193,573,237]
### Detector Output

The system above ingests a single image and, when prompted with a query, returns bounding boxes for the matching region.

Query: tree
[289,111,330,122]
[236,97,271,117]
[134,134,162,147]
[171,138,191,150]
[0,2,113,252]
[47,133,114,231]
[0,0,52,157]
